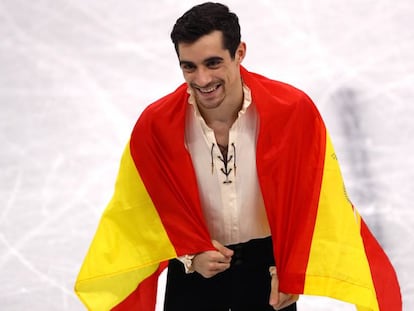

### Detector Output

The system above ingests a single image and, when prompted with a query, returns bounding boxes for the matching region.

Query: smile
[196,84,221,93]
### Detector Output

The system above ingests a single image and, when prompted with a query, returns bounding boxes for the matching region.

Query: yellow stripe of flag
[305,133,379,311]
[75,142,177,310]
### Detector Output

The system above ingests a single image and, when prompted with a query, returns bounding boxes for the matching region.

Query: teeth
[199,85,219,93]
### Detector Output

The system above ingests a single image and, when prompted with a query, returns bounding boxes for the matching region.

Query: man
[75,2,401,311]
[164,2,297,310]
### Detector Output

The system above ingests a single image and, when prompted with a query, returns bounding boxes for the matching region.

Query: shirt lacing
[211,142,237,184]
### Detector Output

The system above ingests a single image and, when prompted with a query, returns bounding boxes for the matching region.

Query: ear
[236,42,246,63]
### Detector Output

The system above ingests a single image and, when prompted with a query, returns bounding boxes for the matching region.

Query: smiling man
[164,3,297,310]
[75,2,401,311]
[178,30,244,113]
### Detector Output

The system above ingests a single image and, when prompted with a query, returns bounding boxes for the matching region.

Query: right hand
[269,266,299,310]
[191,240,234,278]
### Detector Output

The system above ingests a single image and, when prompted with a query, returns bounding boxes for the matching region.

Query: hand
[191,240,234,278]
[269,266,299,310]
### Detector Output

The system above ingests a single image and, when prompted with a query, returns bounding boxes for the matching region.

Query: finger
[209,250,232,263]
[192,250,232,278]
[273,294,299,310]
[209,261,231,272]
[273,292,291,309]
[212,240,234,258]
[269,266,279,306]
[268,266,299,310]
[201,261,231,278]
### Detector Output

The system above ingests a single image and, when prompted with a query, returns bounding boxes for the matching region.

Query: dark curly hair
[170,2,241,59]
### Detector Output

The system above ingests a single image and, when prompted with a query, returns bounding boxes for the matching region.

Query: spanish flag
[75,67,401,310]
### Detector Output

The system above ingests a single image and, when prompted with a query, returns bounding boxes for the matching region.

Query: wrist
[180,254,195,274]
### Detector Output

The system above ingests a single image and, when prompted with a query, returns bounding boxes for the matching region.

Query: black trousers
[164,237,297,311]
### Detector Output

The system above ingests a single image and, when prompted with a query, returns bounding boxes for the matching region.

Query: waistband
[227,236,274,267]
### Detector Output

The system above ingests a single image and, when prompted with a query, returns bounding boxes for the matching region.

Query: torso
[207,120,234,152]
[185,84,271,245]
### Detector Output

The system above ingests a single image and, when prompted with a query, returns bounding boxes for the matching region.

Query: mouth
[194,83,221,94]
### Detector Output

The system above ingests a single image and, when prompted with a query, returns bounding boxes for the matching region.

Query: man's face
[177,31,245,112]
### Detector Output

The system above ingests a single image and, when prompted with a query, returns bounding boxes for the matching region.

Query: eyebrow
[179,56,224,67]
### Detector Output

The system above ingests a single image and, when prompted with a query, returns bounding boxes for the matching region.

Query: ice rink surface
[0,0,413,310]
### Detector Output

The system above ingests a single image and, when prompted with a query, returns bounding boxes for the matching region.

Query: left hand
[190,240,234,278]
[269,266,299,310]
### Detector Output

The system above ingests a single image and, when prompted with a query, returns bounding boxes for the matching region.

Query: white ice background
[0,0,413,310]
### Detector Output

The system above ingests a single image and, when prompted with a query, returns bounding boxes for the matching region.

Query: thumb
[212,240,234,258]
[269,266,280,306]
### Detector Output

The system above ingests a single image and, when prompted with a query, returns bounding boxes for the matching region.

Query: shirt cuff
[177,254,195,274]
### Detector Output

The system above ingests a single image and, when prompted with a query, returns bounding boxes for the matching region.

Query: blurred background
[0,0,413,310]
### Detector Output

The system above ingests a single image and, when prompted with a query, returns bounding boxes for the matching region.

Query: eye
[180,62,196,73]
[206,58,222,69]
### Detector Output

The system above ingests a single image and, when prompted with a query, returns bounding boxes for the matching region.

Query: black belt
[227,236,273,267]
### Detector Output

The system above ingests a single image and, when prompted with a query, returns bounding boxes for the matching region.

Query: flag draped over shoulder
[75,67,401,311]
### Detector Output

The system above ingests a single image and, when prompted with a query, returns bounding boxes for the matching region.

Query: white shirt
[185,85,271,246]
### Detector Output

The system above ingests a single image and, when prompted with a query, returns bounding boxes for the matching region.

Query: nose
[194,67,212,87]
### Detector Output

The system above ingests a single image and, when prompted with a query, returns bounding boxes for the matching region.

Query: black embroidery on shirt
[231,143,237,176]
[211,143,237,184]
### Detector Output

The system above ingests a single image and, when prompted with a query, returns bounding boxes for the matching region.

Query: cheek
[182,73,193,85]
[225,70,238,87]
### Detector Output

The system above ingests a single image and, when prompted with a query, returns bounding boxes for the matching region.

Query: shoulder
[134,83,188,129]
[141,83,188,117]
[241,67,319,118]
[242,68,310,102]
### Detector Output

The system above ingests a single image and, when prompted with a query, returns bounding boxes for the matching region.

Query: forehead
[177,31,229,62]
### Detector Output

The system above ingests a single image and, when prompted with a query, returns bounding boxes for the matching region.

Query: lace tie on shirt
[210,143,237,184]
